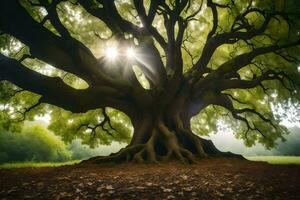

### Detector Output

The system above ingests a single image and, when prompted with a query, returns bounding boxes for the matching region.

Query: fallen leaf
[105,185,114,190]
[166,195,175,199]
[145,182,153,186]
[163,188,172,192]
[181,175,188,180]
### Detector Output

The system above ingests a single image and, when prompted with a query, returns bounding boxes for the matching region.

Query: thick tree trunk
[82,83,244,164]
[82,98,244,164]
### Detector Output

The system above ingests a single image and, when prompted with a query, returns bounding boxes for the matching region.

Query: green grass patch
[246,156,300,165]
[0,160,81,169]
[1,156,300,168]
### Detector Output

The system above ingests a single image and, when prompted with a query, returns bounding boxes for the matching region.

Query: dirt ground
[0,158,299,200]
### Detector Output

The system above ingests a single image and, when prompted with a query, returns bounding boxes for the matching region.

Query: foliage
[49,107,132,148]
[0,0,300,151]
[0,125,71,163]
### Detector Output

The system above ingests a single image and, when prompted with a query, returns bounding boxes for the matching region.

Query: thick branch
[207,0,218,39]
[192,40,300,92]
[189,6,295,77]
[78,0,168,87]
[0,54,132,114]
[216,40,300,76]
[39,0,72,38]
[0,0,98,84]
[219,70,285,90]
[1,0,146,97]
[133,0,167,49]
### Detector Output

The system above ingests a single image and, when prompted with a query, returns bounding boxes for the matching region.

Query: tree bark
[2,0,291,165]
[82,86,244,164]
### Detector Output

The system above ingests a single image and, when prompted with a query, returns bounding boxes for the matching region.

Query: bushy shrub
[0,125,71,163]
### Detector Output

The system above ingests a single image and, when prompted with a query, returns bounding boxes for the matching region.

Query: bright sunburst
[105,46,118,60]
[105,45,137,61]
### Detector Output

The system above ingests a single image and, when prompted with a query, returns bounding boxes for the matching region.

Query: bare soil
[0,158,299,200]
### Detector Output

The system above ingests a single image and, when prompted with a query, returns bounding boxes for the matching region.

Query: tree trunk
[82,89,244,164]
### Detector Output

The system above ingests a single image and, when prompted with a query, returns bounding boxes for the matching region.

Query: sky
[207,126,300,156]
[205,101,300,156]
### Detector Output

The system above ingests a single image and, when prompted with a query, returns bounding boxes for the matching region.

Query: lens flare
[126,47,136,59]
[106,47,118,60]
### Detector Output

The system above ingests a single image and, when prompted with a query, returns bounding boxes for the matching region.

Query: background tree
[0,125,71,163]
[0,0,300,163]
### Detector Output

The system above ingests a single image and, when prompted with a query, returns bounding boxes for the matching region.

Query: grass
[246,156,300,165]
[1,156,300,168]
[0,160,81,169]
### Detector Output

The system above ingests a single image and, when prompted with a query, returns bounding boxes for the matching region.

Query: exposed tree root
[81,119,244,165]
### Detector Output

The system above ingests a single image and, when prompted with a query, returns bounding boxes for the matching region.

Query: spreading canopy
[0,0,300,151]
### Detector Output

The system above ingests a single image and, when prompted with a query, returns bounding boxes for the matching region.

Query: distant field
[0,160,80,169]
[246,156,300,165]
[1,156,300,169]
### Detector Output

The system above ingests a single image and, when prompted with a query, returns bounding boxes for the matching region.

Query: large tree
[0,0,300,163]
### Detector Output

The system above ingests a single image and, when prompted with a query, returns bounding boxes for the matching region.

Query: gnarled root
[157,121,198,164]
[132,129,159,163]
[81,144,145,164]
[81,119,244,165]
[81,125,202,164]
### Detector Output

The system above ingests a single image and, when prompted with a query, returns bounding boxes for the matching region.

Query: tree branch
[0,54,132,114]
[1,0,146,97]
[192,39,300,92]
[76,108,116,139]
[78,0,168,87]
[216,40,300,77]
[0,0,96,84]
[214,94,273,141]
[189,5,297,78]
